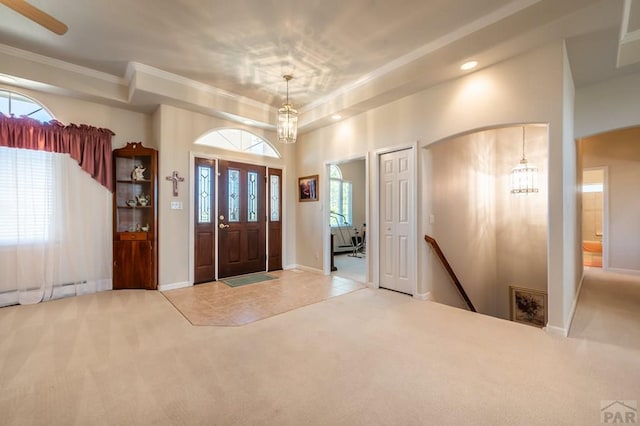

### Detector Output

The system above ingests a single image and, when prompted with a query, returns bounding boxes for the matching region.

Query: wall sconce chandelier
[277,75,298,144]
[510,126,539,194]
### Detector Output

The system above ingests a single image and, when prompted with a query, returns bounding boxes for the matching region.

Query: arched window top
[195,128,280,158]
[329,164,342,179]
[0,89,53,122]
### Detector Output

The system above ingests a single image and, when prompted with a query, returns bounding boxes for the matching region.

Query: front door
[218,160,267,278]
[379,148,415,295]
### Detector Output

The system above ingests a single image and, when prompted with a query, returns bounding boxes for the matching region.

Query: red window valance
[0,114,115,191]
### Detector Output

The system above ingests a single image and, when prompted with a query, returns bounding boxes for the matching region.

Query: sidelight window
[270,175,280,221]
[197,165,212,223]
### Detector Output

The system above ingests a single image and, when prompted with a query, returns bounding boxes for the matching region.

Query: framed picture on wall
[509,286,547,327]
[298,175,319,202]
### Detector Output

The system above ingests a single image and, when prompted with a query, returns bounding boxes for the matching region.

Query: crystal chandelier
[510,126,539,194]
[277,75,298,144]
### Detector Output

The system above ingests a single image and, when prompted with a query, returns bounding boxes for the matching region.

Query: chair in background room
[350,224,366,258]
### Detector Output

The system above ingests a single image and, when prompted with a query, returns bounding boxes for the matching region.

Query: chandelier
[510,126,539,194]
[277,75,298,144]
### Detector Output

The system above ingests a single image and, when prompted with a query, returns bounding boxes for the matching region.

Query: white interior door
[379,148,414,295]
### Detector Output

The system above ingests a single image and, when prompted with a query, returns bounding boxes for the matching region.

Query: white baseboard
[158,281,191,292]
[413,291,432,301]
[0,279,113,307]
[544,324,568,337]
[604,267,640,276]
[367,281,378,290]
[565,272,585,335]
[284,264,324,275]
[0,292,18,307]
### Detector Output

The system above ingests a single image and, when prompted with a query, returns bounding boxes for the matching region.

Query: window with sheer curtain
[0,90,113,306]
[329,164,352,227]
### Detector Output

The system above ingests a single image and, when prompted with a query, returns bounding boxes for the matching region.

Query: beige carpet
[569,268,640,350]
[0,283,639,425]
[332,253,367,283]
[163,270,365,326]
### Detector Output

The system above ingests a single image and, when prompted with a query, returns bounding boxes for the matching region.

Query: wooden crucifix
[166,171,185,196]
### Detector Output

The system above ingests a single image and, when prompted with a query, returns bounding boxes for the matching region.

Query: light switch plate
[170,201,183,210]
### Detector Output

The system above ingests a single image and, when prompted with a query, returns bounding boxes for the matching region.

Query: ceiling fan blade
[0,0,68,35]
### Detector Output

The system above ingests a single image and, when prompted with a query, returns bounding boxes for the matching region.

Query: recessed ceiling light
[331,114,342,120]
[460,61,478,71]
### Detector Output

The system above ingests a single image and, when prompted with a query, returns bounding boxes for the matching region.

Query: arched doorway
[423,124,549,321]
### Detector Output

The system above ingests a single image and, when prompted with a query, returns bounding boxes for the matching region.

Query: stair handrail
[424,235,477,312]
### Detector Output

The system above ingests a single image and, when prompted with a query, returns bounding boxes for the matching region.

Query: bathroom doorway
[582,168,606,268]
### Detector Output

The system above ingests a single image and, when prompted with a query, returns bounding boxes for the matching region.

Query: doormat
[222,273,277,287]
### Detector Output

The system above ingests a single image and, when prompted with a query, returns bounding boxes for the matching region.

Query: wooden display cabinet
[112,142,158,289]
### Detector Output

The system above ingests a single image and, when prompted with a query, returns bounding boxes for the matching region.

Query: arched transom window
[195,128,280,158]
[0,89,53,121]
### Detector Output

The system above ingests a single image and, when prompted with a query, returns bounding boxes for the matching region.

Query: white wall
[426,131,497,315]
[297,41,571,330]
[560,44,580,333]
[575,72,640,139]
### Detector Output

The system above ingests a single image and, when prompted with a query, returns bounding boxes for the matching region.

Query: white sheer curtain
[0,147,112,306]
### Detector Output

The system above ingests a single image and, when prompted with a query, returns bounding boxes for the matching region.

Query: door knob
[219,223,230,229]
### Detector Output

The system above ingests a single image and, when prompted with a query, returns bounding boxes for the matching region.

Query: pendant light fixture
[510,126,539,194]
[277,75,298,144]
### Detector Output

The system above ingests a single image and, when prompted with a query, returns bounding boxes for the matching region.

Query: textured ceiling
[0,0,639,128]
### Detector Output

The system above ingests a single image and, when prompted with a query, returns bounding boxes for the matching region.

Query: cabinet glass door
[115,155,153,233]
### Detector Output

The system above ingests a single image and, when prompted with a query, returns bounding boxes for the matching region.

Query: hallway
[569,268,640,350]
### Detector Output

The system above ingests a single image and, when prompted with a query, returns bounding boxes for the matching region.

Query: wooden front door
[218,160,267,278]
[194,158,216,283]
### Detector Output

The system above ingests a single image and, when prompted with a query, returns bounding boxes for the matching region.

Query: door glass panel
[270,175,280,221]
[247,171,258,222]
[198,165,211,224]
[228,169,240,222]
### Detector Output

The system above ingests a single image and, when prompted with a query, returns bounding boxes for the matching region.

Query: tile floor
[162,269,366,326]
